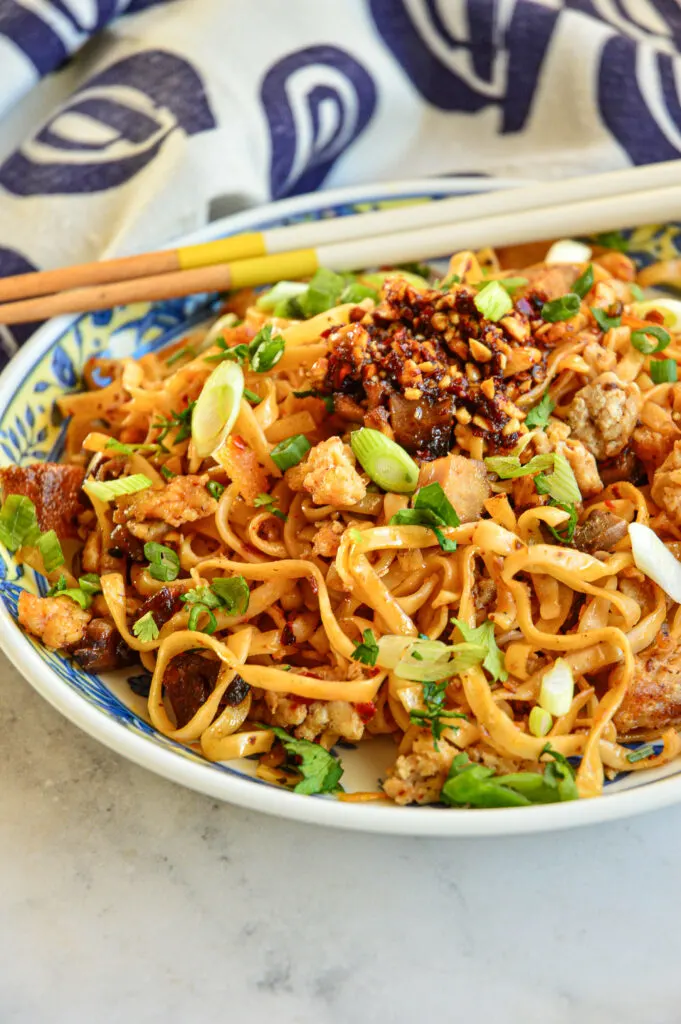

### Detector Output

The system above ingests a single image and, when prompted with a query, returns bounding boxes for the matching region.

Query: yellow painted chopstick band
[228,248,319,289]
[177,233,266,269]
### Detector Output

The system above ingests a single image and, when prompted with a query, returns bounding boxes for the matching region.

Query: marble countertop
[3,652,681,1024]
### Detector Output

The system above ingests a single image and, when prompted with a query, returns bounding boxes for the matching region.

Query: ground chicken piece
[651,441,681,524]
[301,437,366,507]
[116,474,217,527]
[614,631,681,734]
[383,750,447,805]
[312,519,345,557]
[263,692,364,747]
[18,591,91,650]
[218,435,268,504]
[294,700,364,745]
[567,372,640,460]
[634,425,678,478]
[264,692,308,729]
[418,453,490,523]
[556,438,603,498]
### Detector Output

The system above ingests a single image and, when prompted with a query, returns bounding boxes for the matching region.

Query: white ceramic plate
[2,177,681,836]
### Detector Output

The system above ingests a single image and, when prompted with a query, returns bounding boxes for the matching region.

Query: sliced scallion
[650,359,678,384]
[191,359,244,457]
[528,706,553,738]
[83,474,153,503]
[270,434,311,472]
[541,294,581,322]
[538,658,574,717]
[350,428,419,493]
[37,530,64,573]
[631,324,671,355]
[474,280,513,322]
[0,494,40,551]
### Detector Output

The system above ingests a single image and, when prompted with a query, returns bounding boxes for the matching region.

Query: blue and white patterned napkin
[0,0,680,362]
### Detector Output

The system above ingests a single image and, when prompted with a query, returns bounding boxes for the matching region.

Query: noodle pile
[8,240,681,807]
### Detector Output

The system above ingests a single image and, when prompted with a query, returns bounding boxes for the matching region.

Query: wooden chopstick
[2,160,681,306]
[1,181,680,325]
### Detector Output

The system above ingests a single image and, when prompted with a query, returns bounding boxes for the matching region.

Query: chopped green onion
[340,282,379,305]
[497,276,528,294]
[529,706,553,737]
[629,283,645,302]
[351,628,380,666]
[211,575,250,615]
[626,743,657,764]
[451,618,507,683]
[191,359,244,457]
[243,387,262,404]
[249,324,285,372]
[631,324,671,354]
[572,264,594,299]
[144,541,180,583]
[629,521,681,604]
[539,658,574,717]
[591,307,621,332]
[78,573,101,596]
[206,480,225,500]
[83,473,153,503]
[187,604,218,634]
[524,393,555,429]
[253,493,286,520]
[105,439,159,456]
[47,574,67,596]
[0,494,40,551]
[541,293,581,322]
[256,281,308,313]
[59,588,92,611]
[37,530,64,573]
[484,453,555,479]
[160,465,175,481]
[534,453,581,504]
[166,345,195,367]
[363,269,430,291]
[474,280,513,322]
[298,268,348,317]
[650,359,678,384]
[270,434,311,472]
[133,611,159,643]
[437,273,460,291]
[350,428,419,493]
[594,230,628,252]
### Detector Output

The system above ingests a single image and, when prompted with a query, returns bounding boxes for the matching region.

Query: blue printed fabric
[0,0,681,361]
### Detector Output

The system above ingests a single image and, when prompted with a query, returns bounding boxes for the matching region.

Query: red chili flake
[355,701,377,723]
[605,499,616,510]
[232,435,247,450]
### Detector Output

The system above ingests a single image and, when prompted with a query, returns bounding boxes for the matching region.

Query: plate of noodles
[4,178,681,836]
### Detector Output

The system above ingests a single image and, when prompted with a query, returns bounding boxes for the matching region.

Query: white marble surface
[2,652,681,1024]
